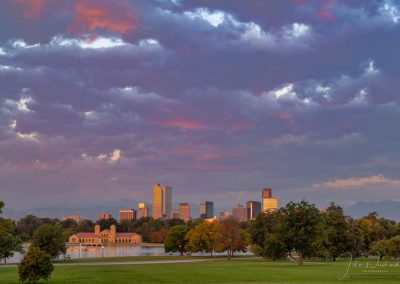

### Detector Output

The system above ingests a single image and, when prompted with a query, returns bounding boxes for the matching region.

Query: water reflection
[6,245,252,263]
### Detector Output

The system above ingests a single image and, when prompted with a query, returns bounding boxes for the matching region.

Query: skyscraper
[246,201,261,220]
[232,204,248,222]
[138,202,148,219]
[200,201,214,218]
[152,183,172,219]
[119,209,136,222]
[179,203,190,222]
[262,187,278,212]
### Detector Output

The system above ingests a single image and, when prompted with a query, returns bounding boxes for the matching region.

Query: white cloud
[350,88,368,105]
[51,36,128,49]
[283,23,311,40]
[110,149,121,162]
[0,47,6,55]
[11,39,40,49]
[313,174,400,189]
[184,8,226,27]
[17,96,34,112]
[4,95,34,113]
[365,60,379,75]
[0,65,22,72]
[315,85,331,100]
[97,154,107,160]
[16,132,39,142]
[272,83,296,99]
[380,1,400,23]
[9,120,17,130]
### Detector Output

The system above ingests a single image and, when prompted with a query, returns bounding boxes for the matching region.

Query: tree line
[1,199,399,281]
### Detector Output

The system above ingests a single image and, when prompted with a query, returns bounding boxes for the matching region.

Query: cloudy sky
[0,0,399,211]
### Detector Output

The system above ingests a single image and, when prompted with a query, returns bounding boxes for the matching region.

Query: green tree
[319,203,353,261]
[119,220,136,232]
[18,246,54,283]
[164,225,189,256]
[32,224,66,259]
[0,200,4,213]
[186,221,216,256]
[281,200,321,265]
[369,239,390,260]
[248,212,286,260]
[96,217,119,231]
[388,236,400,258]
[356,212,385,252]
[0,230,23,263]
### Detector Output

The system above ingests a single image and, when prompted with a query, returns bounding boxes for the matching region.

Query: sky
[0,0,399,212]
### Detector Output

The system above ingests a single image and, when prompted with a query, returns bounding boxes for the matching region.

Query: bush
[18,246,54,283]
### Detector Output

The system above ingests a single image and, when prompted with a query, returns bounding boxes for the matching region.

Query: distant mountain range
[344,200,400,221]
[3,200,399,221]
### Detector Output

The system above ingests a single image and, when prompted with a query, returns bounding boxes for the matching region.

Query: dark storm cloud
[0,0,399,210]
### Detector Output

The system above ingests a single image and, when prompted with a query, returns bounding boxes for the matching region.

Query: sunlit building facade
[68,225,142,245]
[138,202,148,219]
[119,209,136,222]
[262,188,278,212]
[179,203,190,222]
[152,183,172,219]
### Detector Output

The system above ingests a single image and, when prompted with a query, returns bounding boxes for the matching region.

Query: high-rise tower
[152,183,172,219]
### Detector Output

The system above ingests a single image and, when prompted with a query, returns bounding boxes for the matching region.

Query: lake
[5,244,252,263]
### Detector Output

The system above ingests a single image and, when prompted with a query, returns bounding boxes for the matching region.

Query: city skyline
[0,1,399,212]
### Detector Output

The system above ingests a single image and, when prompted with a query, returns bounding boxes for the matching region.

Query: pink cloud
[69,0,138,35]
[153,119,205,130]
[12,0,49,19]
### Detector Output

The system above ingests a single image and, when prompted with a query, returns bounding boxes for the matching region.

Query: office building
[216,210,230,221]
[119,209,136,222]
[232,204,248,222]
[172,209,180,219]
[152,183,172,219]
[246,201,261,220]
[200,201,214,218]
[179,203,190,222]
[138,202,148,219]
[262,187,278,212]
[98,213,111,220]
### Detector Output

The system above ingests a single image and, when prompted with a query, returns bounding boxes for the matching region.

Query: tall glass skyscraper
[152,183,172,219]
[200,201,214,218]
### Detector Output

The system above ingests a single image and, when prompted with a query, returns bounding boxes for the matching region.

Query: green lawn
[0,258,399,283]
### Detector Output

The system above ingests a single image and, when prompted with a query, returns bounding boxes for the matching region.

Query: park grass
[0,258,399,283]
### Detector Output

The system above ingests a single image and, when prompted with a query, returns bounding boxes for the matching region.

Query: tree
[164,225,189,256]
[0,200,4,213]
[318,203,353,261]
[388,236,400,258]
[150,227,169,243]
[281,201,321,265]
[214,218,247,260]
[185,221,216,256]
[96,217,119,231]
[32,224,66,259]
[18,246,54,283]
[119,220,136,232]
[0,231,23,263]
[369,239,390,260]
[248,212,285,260]
[356,212,385,252]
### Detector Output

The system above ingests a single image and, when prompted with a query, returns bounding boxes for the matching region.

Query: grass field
[1,258,399,283]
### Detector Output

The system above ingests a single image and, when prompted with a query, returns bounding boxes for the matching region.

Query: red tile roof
[75,233,100,238]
